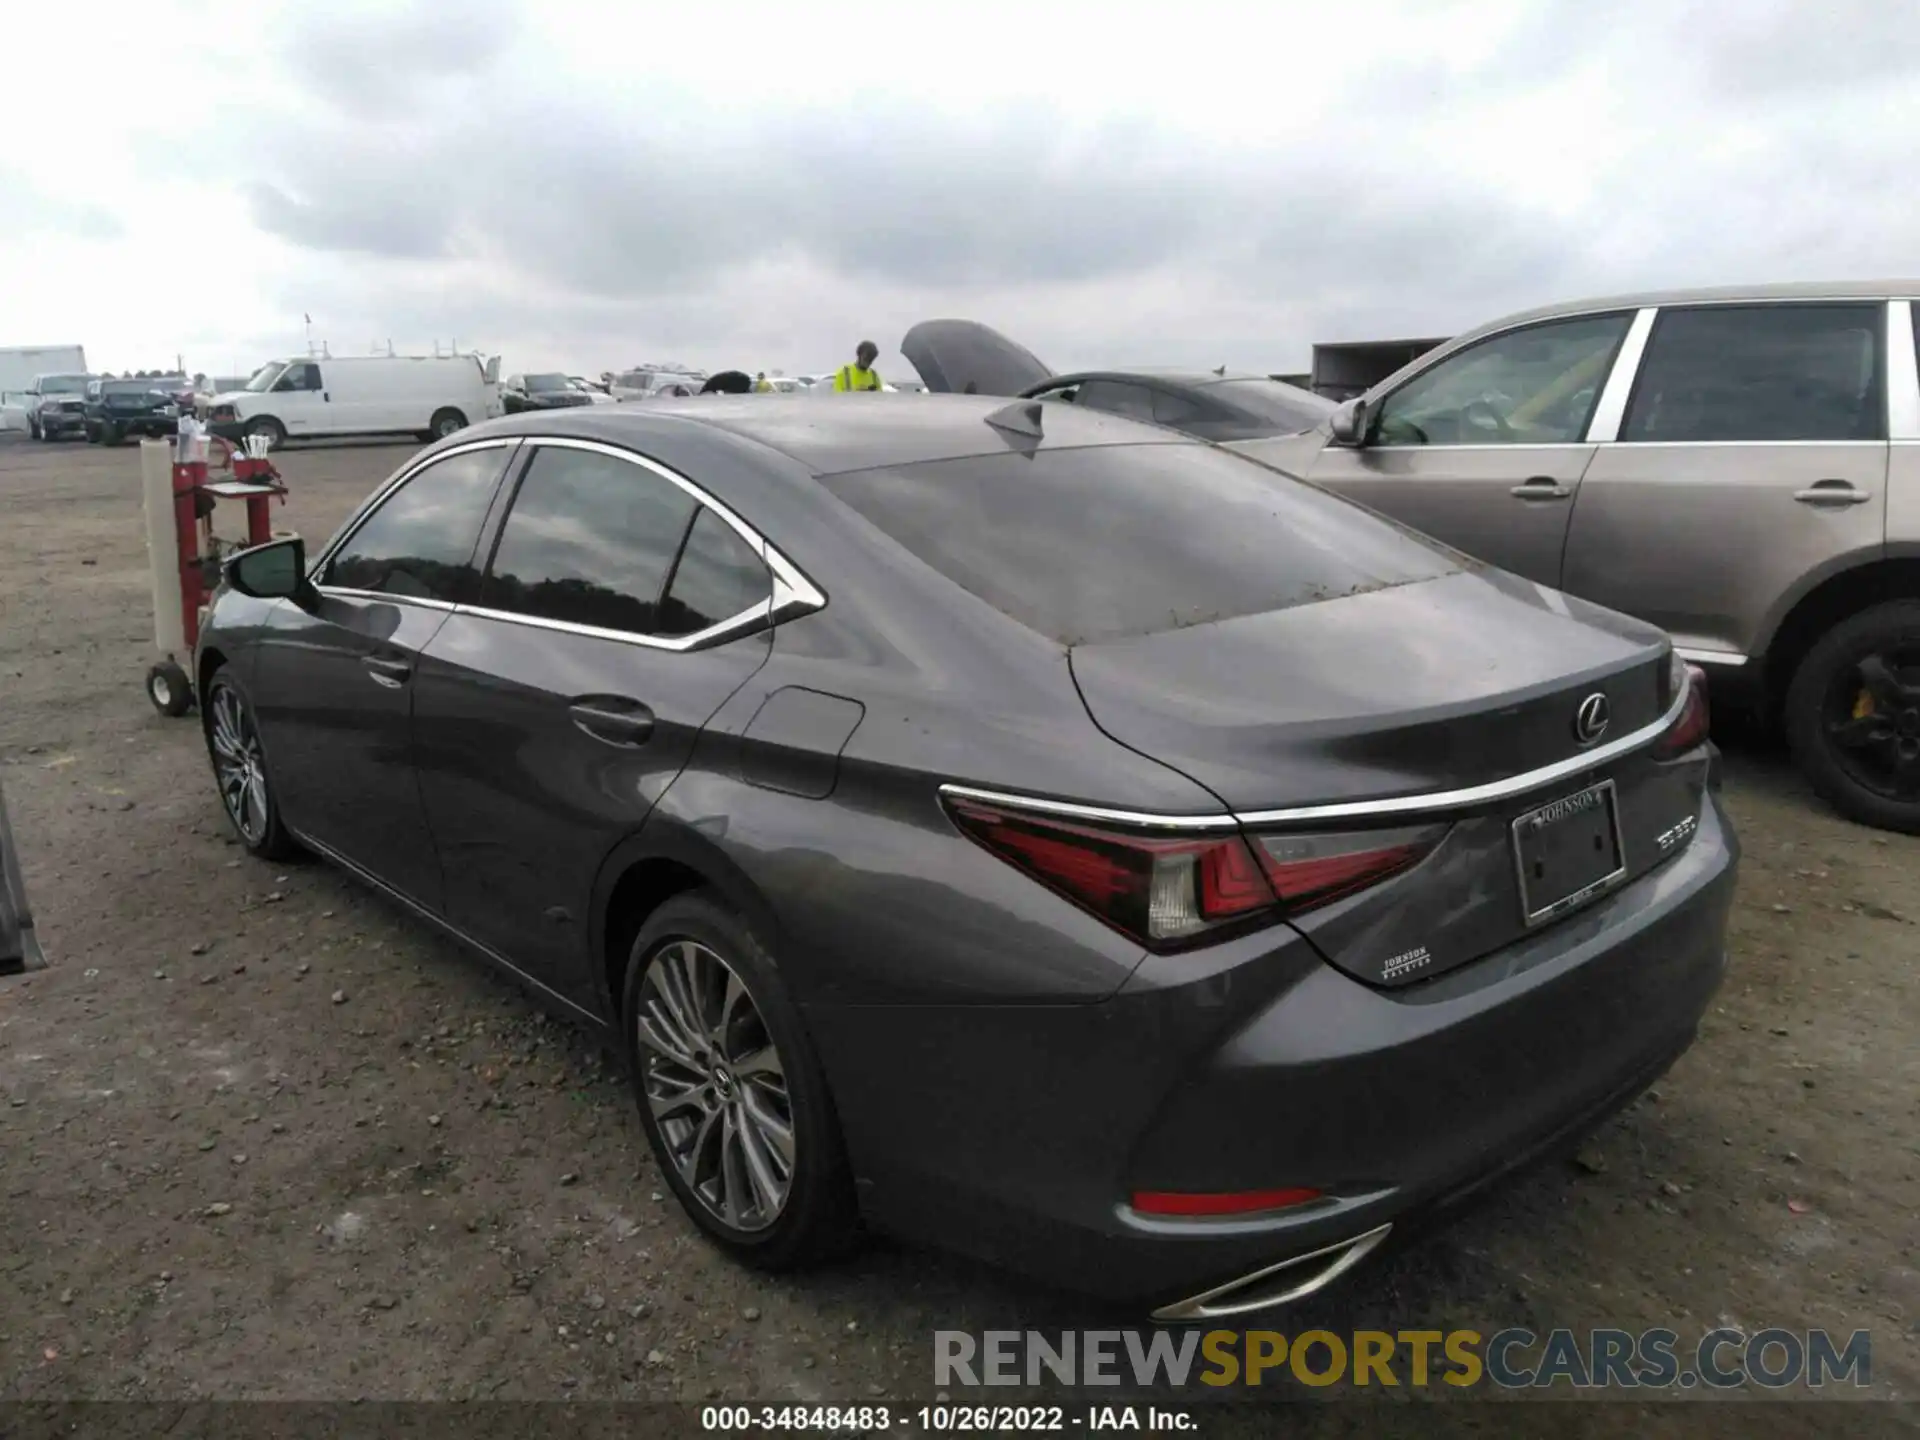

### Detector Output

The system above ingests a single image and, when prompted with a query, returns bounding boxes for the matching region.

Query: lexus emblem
[1574,692,1610,747]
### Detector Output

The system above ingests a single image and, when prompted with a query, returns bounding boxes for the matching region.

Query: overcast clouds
[2,0,1916,378]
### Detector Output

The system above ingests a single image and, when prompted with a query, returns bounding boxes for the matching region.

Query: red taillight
[1131,1187,1323,1217]
[1652,663,1710,760]
[945,800,1274,948]
[945,799,1444,950]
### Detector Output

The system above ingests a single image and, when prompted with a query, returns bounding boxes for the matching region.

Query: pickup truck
[84,375,189,444]
[23,372,94,441]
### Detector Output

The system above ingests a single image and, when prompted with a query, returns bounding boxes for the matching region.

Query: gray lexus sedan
[193,396,1736,1320]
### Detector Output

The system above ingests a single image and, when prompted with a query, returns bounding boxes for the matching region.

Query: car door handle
[1794,480,1871,507]
[569,697,655,747]
[1510,477,1573,500]
[363,655,412,689]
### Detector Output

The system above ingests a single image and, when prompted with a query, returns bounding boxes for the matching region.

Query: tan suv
[898,287,1920,832]
[1226,282,1920,832]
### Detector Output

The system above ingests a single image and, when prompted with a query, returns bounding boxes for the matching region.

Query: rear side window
[482,445,697,635]
[818,443,1458,645]
[1621,303,1885,443]
[658,509,772,637]
[324,447,506,603]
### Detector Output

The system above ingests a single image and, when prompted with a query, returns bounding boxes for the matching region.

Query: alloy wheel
[209,684,271,844]
[1825,648,1920,802]
[635,939,794,1232]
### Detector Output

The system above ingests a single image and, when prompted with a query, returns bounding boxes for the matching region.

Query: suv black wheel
[1786,600,1920,834]
[621,892,857,1270]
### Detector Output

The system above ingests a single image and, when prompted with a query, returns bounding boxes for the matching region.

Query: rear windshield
[817,442,1458,645]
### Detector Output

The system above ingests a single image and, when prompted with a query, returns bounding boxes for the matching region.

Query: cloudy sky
[2,0,1915,381]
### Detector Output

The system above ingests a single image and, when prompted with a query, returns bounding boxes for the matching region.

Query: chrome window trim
[312,432,826,644]
[942,680,1693,833]
[450,598,775,654]
[313,586,459,614]
[1888,300,1920,441]
[1600,439,1887,449]
[1584,307,1658,443]
[1674,646,1748,668]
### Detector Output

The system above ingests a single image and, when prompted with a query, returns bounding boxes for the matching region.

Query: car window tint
[1074,380,1157,422]
[658,509,772,637]
[1374,313,1630,446]
[818,443,1458,645]
[1621,303,1885,443]
[482,446,697,635]
[324,448,505,602]
[1207,379,1336,433]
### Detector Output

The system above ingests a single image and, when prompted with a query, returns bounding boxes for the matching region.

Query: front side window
[481,446,697,635]
[658,508,772,637]
[323,447,507,602]
[1620,303,1885,443]
[1372,313,1631,446]
[271,361,322,393]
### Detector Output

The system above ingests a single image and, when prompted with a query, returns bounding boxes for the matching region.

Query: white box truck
[203,352,503,449]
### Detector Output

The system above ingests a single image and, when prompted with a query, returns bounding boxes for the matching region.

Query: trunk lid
[901,319,1054,396]
[1070,569,1697,987]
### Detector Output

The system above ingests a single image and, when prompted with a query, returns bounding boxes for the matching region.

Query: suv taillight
[1652,664,1710,760]
[944,797,1444,951]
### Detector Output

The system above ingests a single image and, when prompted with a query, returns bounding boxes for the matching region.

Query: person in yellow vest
[833,341,883,392]
[753,372,774,393]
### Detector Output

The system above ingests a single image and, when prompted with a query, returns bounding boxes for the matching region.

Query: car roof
[1469,279,1920,335]
[468,393,1187,475]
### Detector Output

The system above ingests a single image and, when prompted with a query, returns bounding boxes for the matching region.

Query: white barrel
[141,440,187,659]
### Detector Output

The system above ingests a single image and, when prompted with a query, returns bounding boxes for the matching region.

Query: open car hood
[901,319,1054,397]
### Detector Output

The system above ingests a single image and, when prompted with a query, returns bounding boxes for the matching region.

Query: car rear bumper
[812,790,1736,1311]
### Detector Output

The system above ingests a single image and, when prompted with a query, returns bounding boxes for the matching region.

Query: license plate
[1511,780,1627,926]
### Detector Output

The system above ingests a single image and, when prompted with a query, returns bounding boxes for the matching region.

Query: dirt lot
[0,433,1916,1428]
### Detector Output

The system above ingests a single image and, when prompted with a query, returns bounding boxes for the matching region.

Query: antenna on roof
[1213,364,1227,377]
[984,399,1044,439]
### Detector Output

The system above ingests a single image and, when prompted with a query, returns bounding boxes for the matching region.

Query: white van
[205,353,503,449]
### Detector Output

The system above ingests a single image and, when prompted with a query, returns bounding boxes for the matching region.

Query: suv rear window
[818,443,1457,645]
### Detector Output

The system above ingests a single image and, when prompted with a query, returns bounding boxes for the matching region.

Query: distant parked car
[204,353,504,449]
[903,321,1333,438]
[85,376,186,444]
[568,377,617,403]
[23,373,94,441]
[503,373,596,413]
[610,368,707,402]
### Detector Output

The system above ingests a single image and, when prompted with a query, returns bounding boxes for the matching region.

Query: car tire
[146,660,194,717]
[1785,599,1920,834]
[28,417,40,441]
[621,892,858,1271]
[201,667,299,860]
[429,408,467,440]
[246,417,286,451]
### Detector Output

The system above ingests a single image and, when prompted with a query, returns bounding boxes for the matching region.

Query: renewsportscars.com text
[934,1327,1872,1391]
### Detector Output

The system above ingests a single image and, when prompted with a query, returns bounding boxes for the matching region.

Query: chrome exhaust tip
[1149,1222,1393,1323]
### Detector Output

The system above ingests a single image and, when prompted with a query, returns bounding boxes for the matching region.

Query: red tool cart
[139,426,288,716]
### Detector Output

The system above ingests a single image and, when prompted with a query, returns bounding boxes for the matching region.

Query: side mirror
[1328,398,1370,447]
[484,355,502,384]
[227,536,306,600]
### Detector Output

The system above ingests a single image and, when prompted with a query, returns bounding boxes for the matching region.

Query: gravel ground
[0,433,1915,1430]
